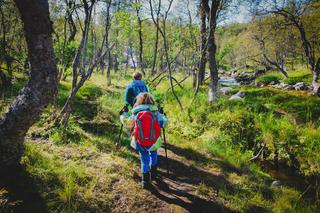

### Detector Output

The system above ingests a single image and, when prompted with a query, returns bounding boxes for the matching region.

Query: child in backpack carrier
[120,92,168,188]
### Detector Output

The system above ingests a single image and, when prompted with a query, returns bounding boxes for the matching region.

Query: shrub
[296,127,320,176]
[283,73,312,85]
[207,109,261,150]
[257,114,300,165]
[256,75,280,84]
[49,119,86,145]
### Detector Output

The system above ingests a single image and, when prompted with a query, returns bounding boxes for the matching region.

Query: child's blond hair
[134,92,155,108]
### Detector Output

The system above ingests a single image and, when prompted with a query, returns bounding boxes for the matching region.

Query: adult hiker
[120,92,168,188]
[122,72,148,112]
[117,72,148,148]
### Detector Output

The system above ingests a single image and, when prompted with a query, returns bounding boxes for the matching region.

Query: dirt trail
[139,145,236,213]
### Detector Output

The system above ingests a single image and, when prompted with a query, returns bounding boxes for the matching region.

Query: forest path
[131,143,237,213]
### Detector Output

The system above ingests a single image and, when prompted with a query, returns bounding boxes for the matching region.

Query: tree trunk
[125,48,129,71]
[106,52,112,86]
[163,23,183,111]
[129,43,136,71]
[208,36,219,103]
[105,0,112,85]
[66,0,77,42]
[151,25,159,75]
[58,0,94,126]
[207,0,219,103]
[60,86,79,127]
[198,0,208,86]
[0,0,58,169]
[0,67,10,88]
[312,66,320,94]
[291,19,320,94]
[135,0,144,75]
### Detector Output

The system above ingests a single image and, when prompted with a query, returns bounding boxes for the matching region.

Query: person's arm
[120,113,135,129]
[158,113,168,128]
[124,86,130,106]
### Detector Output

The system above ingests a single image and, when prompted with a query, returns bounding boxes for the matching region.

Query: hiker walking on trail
[120,93,168,189]
[124,72,148,108]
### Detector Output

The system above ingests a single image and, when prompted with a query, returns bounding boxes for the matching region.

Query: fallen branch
[166,75,189,93]
[153,75,168,88]
[150,70,166,83]
[171,76,184,89]
[250,143,266,162]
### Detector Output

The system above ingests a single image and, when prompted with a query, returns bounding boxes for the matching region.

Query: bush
[296,127,320,176]
[283,73,312,85]
[49,120,86,145]
[256,75,280,84]
[207,109,261,150]
[257,114,299,164]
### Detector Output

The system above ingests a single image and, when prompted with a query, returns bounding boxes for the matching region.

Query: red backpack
[133,111,161,147]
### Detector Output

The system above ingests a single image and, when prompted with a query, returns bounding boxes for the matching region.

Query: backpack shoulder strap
[149,111,158,141]
[135,114,144,140]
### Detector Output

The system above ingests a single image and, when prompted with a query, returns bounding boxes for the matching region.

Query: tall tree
[251,18,289,78]
[134,0,145,75]
[207,0,220,103]
[105,0,113,86]
[198,0,209,86]
[149,0,184,110]
[0,0,58,169]
[150,0,160,75]
[58,0,107,126]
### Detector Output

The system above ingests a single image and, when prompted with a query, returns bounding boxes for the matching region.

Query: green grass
[1,69,320,212]
[157,74,320,211]
[256,69,312,85]
[256,74,281,84]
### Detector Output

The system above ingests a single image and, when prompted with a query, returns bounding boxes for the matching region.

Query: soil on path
[112,143,237,213]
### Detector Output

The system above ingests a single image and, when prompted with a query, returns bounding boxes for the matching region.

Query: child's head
[134,92,155,107]
[133,72,142,80]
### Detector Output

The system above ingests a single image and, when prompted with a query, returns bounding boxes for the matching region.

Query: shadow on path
[0,166,49,213]
[150,152,238,213]
[166,143,246,175]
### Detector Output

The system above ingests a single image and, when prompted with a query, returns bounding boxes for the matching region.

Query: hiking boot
[150,165,157,181]
[141,172,150,189]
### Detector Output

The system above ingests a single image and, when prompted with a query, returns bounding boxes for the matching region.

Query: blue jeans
[136,143,158,173]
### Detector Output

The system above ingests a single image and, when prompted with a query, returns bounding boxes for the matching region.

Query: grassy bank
[256,68,312,85]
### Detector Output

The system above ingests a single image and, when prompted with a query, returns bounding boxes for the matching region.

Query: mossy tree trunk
[0,0,58,169]
[198,0,209,86]
[207,0,220,103]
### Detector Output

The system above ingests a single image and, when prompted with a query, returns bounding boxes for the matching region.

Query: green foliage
[21,141,117,212]
[256,75,280,84]
[296,127,320,176]
[3,72,316,212]
[207,109,260,150]
[54,40,78,68]
[49,119,86,145]
[283,73,312,84]
[217,43,233,70]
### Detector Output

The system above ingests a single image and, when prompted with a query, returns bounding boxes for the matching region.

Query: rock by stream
[266,82,312,91]
[229,90,246,100]
[230,70,266,85]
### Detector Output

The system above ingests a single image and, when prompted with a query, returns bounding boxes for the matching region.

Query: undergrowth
[1,71,320,212]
